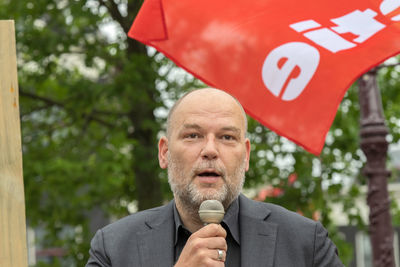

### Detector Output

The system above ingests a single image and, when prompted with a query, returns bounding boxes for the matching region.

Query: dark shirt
[173,198,241,266]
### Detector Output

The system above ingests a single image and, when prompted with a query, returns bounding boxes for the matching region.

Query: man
[86,88,344,266]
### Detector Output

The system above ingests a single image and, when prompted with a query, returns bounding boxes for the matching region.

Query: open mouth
[196,168,222,180]
[198,171,220,177]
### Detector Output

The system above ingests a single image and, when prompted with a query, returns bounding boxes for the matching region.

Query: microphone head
[198,200,225,224]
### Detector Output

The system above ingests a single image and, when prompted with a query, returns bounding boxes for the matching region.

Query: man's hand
[175,224,227,267]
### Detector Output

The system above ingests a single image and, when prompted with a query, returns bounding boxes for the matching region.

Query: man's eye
[185,133,200,139]
[222,135,235,141]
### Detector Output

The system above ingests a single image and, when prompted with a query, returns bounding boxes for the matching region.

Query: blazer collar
[136,196,278,267]
[137,200,175,267]
[239,194,278,267]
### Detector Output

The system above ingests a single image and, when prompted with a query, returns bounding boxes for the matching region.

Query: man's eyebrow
[221,127,242,137]
[182,123,202,130]
[180,124,242,137]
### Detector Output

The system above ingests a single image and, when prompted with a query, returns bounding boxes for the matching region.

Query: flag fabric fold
[128,0,168,42]
[128,0,400,155]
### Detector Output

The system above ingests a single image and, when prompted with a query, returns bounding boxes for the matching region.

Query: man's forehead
[174,89,243,116]
[182,88,234,100]
[167,88,248,136]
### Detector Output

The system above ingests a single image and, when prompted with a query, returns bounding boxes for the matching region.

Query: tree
[1,1,400,266]
[0,0,182,265]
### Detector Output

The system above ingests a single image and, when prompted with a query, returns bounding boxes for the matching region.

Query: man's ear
[158,136,169,169]
[245,138,251,171]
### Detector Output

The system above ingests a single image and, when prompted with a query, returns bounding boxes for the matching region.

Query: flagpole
[358,71,395,267]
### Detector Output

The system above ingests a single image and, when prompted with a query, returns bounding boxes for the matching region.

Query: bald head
[166,88,248,138]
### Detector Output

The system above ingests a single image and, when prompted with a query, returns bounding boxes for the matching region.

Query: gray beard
[167,153,246,220]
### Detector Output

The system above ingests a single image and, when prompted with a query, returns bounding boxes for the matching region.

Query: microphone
[198,200,225,225]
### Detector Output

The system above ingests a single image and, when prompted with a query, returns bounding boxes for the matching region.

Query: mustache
[191,161,226,180]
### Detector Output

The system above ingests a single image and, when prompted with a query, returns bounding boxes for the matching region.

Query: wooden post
[0,20,28,267]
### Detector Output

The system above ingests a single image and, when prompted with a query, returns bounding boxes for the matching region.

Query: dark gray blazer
[86,194,344,266]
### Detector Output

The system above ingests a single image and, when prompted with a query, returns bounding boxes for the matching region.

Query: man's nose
[200,136,218,160]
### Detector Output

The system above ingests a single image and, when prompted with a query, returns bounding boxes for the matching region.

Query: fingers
[192,223,227,238]
[188,224,227,251]
[216,249,226,262]
[174,224,228,267]
[189,235,227,251]
[176,247,226,267]
[198,249,226,262]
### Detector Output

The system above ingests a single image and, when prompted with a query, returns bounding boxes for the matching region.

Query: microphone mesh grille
[199,200,224,211]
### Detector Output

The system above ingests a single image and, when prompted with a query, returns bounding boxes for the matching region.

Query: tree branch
[19,89,122,129]
[84,113,116,128]
[93,109,129,117]
[98,0,131,33]
[20,90,65,108]
[97,0,147,54]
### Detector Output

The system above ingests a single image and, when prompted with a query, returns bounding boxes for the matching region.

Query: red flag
[128,0,400,155]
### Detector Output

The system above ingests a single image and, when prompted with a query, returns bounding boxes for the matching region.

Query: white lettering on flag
[262,42,320,101]
[290,19,357,53]
[303,28,356,53]
[380,0,400,20]
[331,9,386,43]
[263,5,391,101]
[290,20,321,32]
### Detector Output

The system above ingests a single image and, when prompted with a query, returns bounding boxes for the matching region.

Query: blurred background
[1,1,400,266]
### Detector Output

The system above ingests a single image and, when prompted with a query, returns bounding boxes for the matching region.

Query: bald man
[86,88,344,267]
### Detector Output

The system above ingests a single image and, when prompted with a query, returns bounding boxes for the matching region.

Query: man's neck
[175,198,203,233]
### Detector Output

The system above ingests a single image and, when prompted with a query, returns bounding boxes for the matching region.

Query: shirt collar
[173,197,240,245]
[222,197,240,244]
[173,202,185,246]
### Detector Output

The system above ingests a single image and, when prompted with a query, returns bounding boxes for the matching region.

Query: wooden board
[0,20,28,267]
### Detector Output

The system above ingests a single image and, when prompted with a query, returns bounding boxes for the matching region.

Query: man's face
[158,89,250,210]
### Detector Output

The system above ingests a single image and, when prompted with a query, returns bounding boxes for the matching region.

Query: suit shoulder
[243,196,317,227]
[265,202,314,223]
[101,202,172,234]
[87,202,174,266]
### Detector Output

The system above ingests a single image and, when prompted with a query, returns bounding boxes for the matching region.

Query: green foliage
[1,1,400,266]
[0,0,173,265]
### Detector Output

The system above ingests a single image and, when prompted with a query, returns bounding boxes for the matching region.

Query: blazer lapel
[239,195,278,267]
[137,201,175,267]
